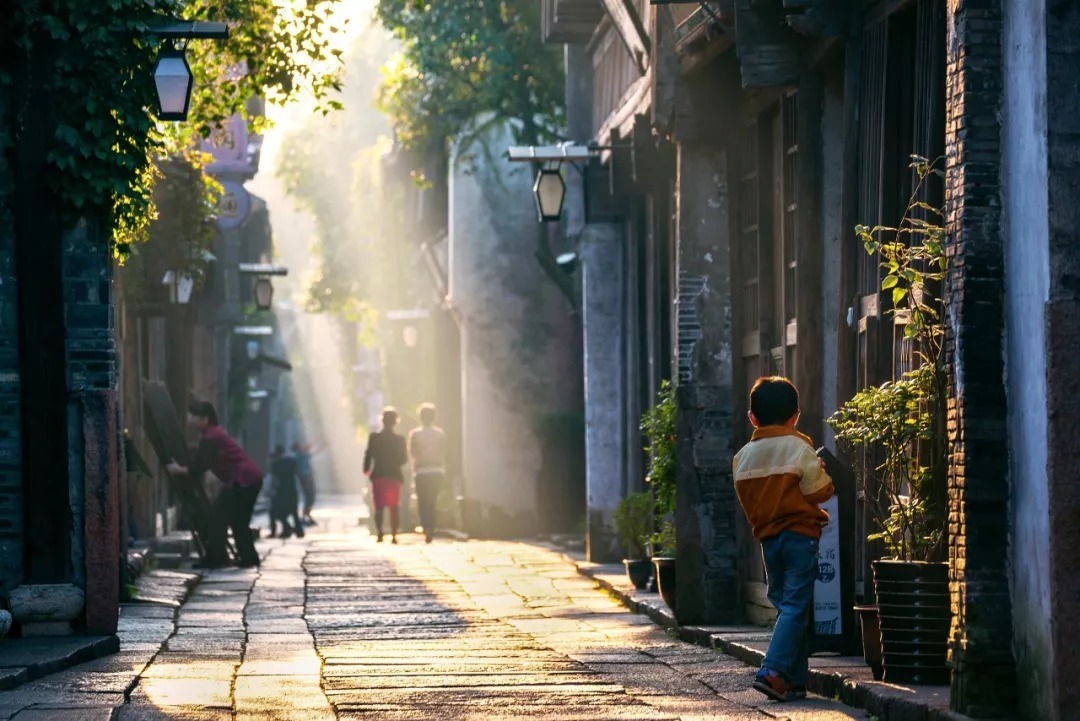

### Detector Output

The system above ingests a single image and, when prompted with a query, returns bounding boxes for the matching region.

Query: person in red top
[364,407,407,544]
[167,401,264,568]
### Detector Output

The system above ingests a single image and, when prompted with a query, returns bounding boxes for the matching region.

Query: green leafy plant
[613,491,653,559]
[641,381,677,554]
[828,156,947,563]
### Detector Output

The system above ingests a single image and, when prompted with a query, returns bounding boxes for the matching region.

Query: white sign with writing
[814,495,842,635]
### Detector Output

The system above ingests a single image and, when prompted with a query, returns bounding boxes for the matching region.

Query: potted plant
[614,491,654,590]
[641,381,677,611]
[828,156,950,686]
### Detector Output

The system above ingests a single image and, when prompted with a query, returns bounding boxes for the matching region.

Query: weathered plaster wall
[448,119,581,536]
[1001,0,1051,715]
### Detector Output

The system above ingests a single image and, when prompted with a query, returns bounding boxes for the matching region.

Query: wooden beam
[600,0,651,73]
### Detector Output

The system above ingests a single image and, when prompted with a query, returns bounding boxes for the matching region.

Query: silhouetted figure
[269,444,304,539]
[364,407,407,544]
[408,403,446,544]
[292,439,322,526]
[167,401,263,568]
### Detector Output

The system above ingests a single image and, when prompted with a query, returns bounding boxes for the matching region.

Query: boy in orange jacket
[733,376,834,701]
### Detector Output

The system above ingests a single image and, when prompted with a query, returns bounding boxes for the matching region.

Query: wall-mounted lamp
[533,168,566,223]
[238,262,288,312]
[148,20,228,123]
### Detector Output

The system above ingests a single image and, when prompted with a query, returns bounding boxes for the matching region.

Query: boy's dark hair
[382,407,399,428]
[749,376,800,426]
[187,400,219,426]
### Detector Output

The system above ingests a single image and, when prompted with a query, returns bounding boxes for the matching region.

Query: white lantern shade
[533,168,566,223]
[253,277,273,310]
[402,325,418,348]
[154,49,194,121]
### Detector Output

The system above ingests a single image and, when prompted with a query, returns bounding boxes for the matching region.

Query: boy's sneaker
[753,670,802,702]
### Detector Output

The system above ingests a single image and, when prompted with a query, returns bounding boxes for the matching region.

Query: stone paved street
[0,499,867,720]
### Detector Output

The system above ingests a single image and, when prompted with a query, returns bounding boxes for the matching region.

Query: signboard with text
[814,495,842,635]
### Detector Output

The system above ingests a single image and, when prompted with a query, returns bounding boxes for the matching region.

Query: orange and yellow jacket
[732,426,835,541]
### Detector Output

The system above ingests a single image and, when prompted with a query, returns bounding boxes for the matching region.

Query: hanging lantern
[153,47,194,121]
[253,277,274,310]
[533,167,566,223]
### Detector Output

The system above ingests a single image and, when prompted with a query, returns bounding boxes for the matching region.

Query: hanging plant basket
[873,560,950,685]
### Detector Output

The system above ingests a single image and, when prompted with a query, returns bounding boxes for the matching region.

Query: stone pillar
[65,222,121,636]
[581,224,626,563]
[944,0,1016,714]
[672,142,739,625]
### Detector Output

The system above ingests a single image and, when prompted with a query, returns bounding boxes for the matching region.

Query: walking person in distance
[364,407,408,544]
[268,444,304,539]
[408,403,446,544]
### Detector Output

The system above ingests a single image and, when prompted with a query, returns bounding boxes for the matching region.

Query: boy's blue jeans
[761,529,818,687]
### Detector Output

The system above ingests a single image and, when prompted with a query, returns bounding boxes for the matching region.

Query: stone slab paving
[0,498,870,719]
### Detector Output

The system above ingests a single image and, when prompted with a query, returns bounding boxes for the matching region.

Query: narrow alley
[0,499,864,721]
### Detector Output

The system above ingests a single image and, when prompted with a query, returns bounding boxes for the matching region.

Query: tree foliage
[1,0,347,256]
[374,0,564,160]
[274,23,399,322]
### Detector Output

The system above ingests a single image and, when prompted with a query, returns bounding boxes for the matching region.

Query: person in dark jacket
[364,407,408,544]
[269,445,304,539]
[167,401,264,568]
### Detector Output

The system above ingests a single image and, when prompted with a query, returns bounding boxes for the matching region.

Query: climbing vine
[1,0,346,256]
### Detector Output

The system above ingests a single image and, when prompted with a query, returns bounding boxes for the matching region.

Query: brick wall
[944,0,1017,715]
[64,222,117,392]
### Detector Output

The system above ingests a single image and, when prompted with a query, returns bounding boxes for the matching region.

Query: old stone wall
[672,142,739,625]
[944,0,1016,714]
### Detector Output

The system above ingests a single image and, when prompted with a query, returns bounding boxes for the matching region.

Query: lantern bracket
[147,20,230,40]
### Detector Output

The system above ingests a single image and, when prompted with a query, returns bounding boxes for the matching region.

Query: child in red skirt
[363,407,408,543]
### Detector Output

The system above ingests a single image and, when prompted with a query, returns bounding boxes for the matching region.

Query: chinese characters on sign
[814,494,842,635]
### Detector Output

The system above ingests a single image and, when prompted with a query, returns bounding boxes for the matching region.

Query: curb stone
[550,545,1008,721]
